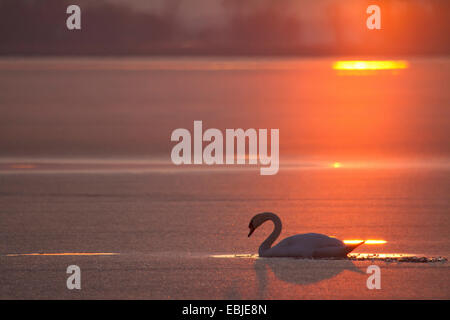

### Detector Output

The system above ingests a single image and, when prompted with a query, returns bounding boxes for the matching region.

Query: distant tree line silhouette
[0,0,449,56]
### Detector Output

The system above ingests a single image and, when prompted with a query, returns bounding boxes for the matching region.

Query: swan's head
[248,212,272,237]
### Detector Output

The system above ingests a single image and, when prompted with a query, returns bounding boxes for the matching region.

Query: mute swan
[248,212,364,258]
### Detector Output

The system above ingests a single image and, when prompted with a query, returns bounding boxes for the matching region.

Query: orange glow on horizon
[333,60,408,70]
[333,162,341,168]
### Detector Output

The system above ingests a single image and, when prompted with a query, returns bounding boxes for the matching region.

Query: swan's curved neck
[258,212,282,256]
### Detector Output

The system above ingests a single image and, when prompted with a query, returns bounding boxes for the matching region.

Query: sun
[333,60,409,70]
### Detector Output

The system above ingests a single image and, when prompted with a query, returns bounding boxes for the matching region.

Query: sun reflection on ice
[343,239,387,245]
[332,162,341,168]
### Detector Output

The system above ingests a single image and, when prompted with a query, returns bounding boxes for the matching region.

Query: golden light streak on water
[364,240,388,244]
[9,164,36,169]
[343,240,364,244]
[343,239,387,245]
[5,252,119,257]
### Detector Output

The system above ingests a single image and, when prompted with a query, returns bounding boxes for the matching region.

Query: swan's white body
[248,212,363,258]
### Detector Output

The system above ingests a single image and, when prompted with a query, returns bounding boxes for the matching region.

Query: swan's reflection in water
[211,254,363,298]
[254,257,364,298]
[210,253,447,299]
